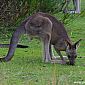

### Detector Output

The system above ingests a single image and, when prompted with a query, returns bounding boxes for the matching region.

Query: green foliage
[0,0,64,27]
[0,0,85,29]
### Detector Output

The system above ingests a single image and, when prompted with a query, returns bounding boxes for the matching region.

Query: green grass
[0,16,85,85]
[0,3,85,85]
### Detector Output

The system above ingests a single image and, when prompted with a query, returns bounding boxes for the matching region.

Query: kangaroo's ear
[64,39,72,48]
[74,39,82,49]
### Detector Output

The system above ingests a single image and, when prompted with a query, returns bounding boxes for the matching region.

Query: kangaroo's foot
[44,55,51,63]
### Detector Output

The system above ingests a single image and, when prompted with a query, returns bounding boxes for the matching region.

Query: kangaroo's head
[65,39,82,65]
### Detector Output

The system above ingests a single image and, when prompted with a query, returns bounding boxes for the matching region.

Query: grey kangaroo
[0,12,81,65]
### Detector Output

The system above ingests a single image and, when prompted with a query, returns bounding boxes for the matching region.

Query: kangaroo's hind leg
[42,35,51,63]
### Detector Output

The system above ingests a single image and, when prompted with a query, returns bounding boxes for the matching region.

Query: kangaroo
[0,12,81,65]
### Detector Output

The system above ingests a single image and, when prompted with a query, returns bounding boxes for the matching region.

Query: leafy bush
[0,0,64,27]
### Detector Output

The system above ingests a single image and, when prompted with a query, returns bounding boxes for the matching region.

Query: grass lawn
[0,2,85,85]
[0,16,85,85]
